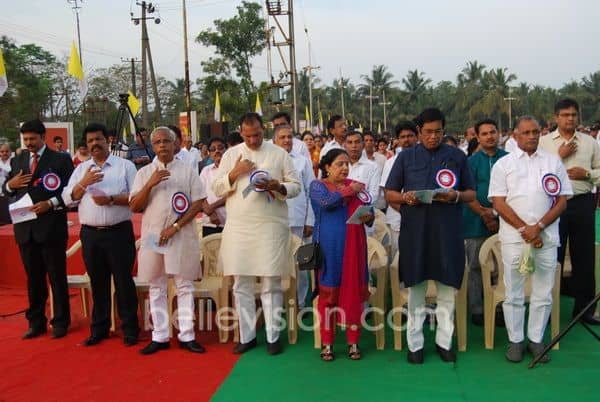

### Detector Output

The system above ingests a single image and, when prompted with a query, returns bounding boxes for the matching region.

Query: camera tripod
[529,291,600,368]
[113,93,151,159]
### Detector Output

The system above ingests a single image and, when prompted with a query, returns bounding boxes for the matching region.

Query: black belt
[82,220,130,231]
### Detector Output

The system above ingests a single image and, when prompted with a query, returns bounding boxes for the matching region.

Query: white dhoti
[234,276,283,344]
[501,243,557,343]
[407,281,456,352]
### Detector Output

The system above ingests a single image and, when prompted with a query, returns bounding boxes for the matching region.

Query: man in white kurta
[273,125,316,308]
[130,127,206,355]
[212,113,300,355]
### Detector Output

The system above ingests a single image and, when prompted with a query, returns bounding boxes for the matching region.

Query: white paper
[346,205,374,225]
[141,233,169,254]
[9,194,37,224]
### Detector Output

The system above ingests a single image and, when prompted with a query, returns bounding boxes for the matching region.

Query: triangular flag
[255,93,262,116]
[305,105,310,127]
[377,122,381,134]
[214,89,221,122]
[359,123,363,132]
[0,49,8,97]
[127,91,140,116]
[67,42,87,99]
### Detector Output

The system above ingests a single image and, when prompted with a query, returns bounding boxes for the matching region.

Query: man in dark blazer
[2,119,74,339]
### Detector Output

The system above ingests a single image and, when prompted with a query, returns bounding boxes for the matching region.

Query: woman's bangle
[173,222,181,232]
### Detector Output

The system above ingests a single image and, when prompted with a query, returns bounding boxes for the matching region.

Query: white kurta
[212,141,301,277]
[131,158,206,281]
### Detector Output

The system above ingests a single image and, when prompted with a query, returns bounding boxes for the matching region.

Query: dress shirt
[293,137,311,161]
[0,157,11,189]
[349,154,382,204]
[380,153,401,231]
[488,147,573,245]
[287,150,315,227]
[6,146,59,208]
[198,162,226,228]
[175,148,199,171]
[319,139,344,161]
[62,155,136,226]
[539,130,600,195]
[504,137,518,153]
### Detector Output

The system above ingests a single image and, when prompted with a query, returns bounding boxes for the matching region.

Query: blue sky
[1,0,599,89]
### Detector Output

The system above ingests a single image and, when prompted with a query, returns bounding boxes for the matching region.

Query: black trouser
[81,221,139,337]
[18,238,70,330]
[202,225,223,237]
[557,193,597,316]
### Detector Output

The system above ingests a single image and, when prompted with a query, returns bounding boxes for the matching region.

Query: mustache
[91,145,102,151]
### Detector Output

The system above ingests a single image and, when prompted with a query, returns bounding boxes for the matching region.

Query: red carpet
[0,287,239,402]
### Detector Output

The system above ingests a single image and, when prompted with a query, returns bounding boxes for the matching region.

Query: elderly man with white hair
[130,126,207,355]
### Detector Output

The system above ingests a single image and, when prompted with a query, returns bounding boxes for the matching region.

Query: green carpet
[212,298,600,402]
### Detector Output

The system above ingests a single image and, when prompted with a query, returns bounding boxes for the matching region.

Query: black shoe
[22,327,47,340]
[233,338,257,354]
[51,327,68,339]
[471,313,484,327]
[527,341,550,363]
[580,314,600,326]
[140,341,170,355]
[124,335,139,346]
[179,340,206,353]
[83,334,108,347]
[407,348,424,364]
[436,344,456,362]
[505,341,524,363]
[266,339,282,355]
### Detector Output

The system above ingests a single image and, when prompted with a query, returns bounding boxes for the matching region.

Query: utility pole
[121,58,141,96]
[182,0,192,138]
[365,84,379,130]
[379,90,391,131]
[302,27,319,131]
[67,0,83,66]
[504,87,516,129]
[265,1,299,132]
[339,68,345,119]
[131,1,162,128]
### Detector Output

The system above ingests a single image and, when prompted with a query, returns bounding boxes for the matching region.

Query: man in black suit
[2,119,74,339]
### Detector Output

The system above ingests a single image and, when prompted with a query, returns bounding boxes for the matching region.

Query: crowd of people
[1,97,599,365]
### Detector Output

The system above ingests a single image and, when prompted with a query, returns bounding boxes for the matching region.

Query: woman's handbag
[296,243,322,271]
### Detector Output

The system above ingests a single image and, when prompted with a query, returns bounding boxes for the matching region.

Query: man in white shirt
[380,121,418,257]
[170,125,199,172]
[0,142,12,190]
[345,130,382,204]
[270,112,311,161]
[539,98,600,325]
[273,124,315,307]
[199,137,227,237]
[319,115,347,161]
[62,123,140,347]
[363,131,387,172]
[489,115,572,363]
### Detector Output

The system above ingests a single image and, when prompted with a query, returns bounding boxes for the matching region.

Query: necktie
[30,153,39,175]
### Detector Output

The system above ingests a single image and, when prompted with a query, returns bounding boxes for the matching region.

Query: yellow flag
[214,89,221,122]
[67,42,87,98]
[127,91,140,116]
[255,93,262,115]
[305,105,310,127]
[0,48,7,96]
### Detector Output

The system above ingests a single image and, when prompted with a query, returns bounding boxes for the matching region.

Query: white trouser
[149,275,195,343]
[407,281,456,351]
[291,226,310,307]
[501,243,557,343]
[234,275,283,344]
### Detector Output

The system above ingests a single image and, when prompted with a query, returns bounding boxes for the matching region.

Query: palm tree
[457,60,486,87]
[359,64,398,95]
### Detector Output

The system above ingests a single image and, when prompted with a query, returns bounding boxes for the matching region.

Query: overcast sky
[2,0,599,90]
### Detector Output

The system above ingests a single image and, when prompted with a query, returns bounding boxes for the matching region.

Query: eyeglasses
[209,145,225,152]
[152,139,173,145]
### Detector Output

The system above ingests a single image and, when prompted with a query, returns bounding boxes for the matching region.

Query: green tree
[196,1,267,104]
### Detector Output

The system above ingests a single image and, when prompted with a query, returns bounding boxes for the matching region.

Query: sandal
[320,344,335,362]
[348,344,361,360]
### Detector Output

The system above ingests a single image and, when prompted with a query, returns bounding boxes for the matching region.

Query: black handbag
[296,242,322,271]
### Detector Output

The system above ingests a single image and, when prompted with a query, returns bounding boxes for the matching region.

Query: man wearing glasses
[199,137,228,236]
[385,108,475,364]
[539,98,600,325]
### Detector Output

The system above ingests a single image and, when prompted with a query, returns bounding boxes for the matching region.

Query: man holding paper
[385,108,475,364]
[2,119,74,339]
[212,112,300,355]
[62,123,140,347]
